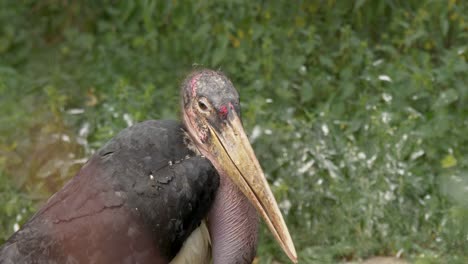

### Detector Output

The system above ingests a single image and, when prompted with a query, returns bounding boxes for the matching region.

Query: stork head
[181,69,297,263]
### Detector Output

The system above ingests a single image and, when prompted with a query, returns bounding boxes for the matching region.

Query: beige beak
[202,111,297,263]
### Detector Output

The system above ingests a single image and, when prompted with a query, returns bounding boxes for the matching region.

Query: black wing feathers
[0,120,219,264]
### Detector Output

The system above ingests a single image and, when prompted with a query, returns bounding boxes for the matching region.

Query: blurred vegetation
[0,0,467,263]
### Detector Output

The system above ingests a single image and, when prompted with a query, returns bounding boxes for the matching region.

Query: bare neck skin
[207,174,259,264]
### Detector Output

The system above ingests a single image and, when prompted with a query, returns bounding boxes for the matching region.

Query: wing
[0,120,219,264]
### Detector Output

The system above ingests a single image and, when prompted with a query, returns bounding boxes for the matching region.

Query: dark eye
[198,101,208,111]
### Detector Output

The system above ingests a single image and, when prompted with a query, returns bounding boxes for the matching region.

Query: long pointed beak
[202,111,297,263]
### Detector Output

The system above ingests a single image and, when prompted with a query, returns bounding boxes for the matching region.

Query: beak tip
[286,244,298,263]
[279,225,297,263]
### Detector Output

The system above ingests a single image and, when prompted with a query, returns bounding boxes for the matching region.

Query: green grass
[1,1,467,263]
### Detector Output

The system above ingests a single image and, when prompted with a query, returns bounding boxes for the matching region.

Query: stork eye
[198,101,208,111]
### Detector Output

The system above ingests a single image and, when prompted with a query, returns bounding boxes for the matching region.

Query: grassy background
[0,1,467,263]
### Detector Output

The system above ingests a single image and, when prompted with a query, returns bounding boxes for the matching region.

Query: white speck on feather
[149,174,154,180]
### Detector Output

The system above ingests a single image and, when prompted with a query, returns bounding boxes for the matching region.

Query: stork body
[0,120,219,263]
[0,70,296,264]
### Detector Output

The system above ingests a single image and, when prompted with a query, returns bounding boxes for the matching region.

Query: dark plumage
[0,120,219,264]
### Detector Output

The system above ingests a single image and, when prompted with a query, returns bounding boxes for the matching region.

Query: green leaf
[441,154,457,168]
[433,89,459,109]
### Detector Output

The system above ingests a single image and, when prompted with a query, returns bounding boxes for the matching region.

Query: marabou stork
[0,69,297,264]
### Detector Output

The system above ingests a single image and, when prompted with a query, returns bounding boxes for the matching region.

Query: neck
[182,125,259,263]
[207,174,259,264]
